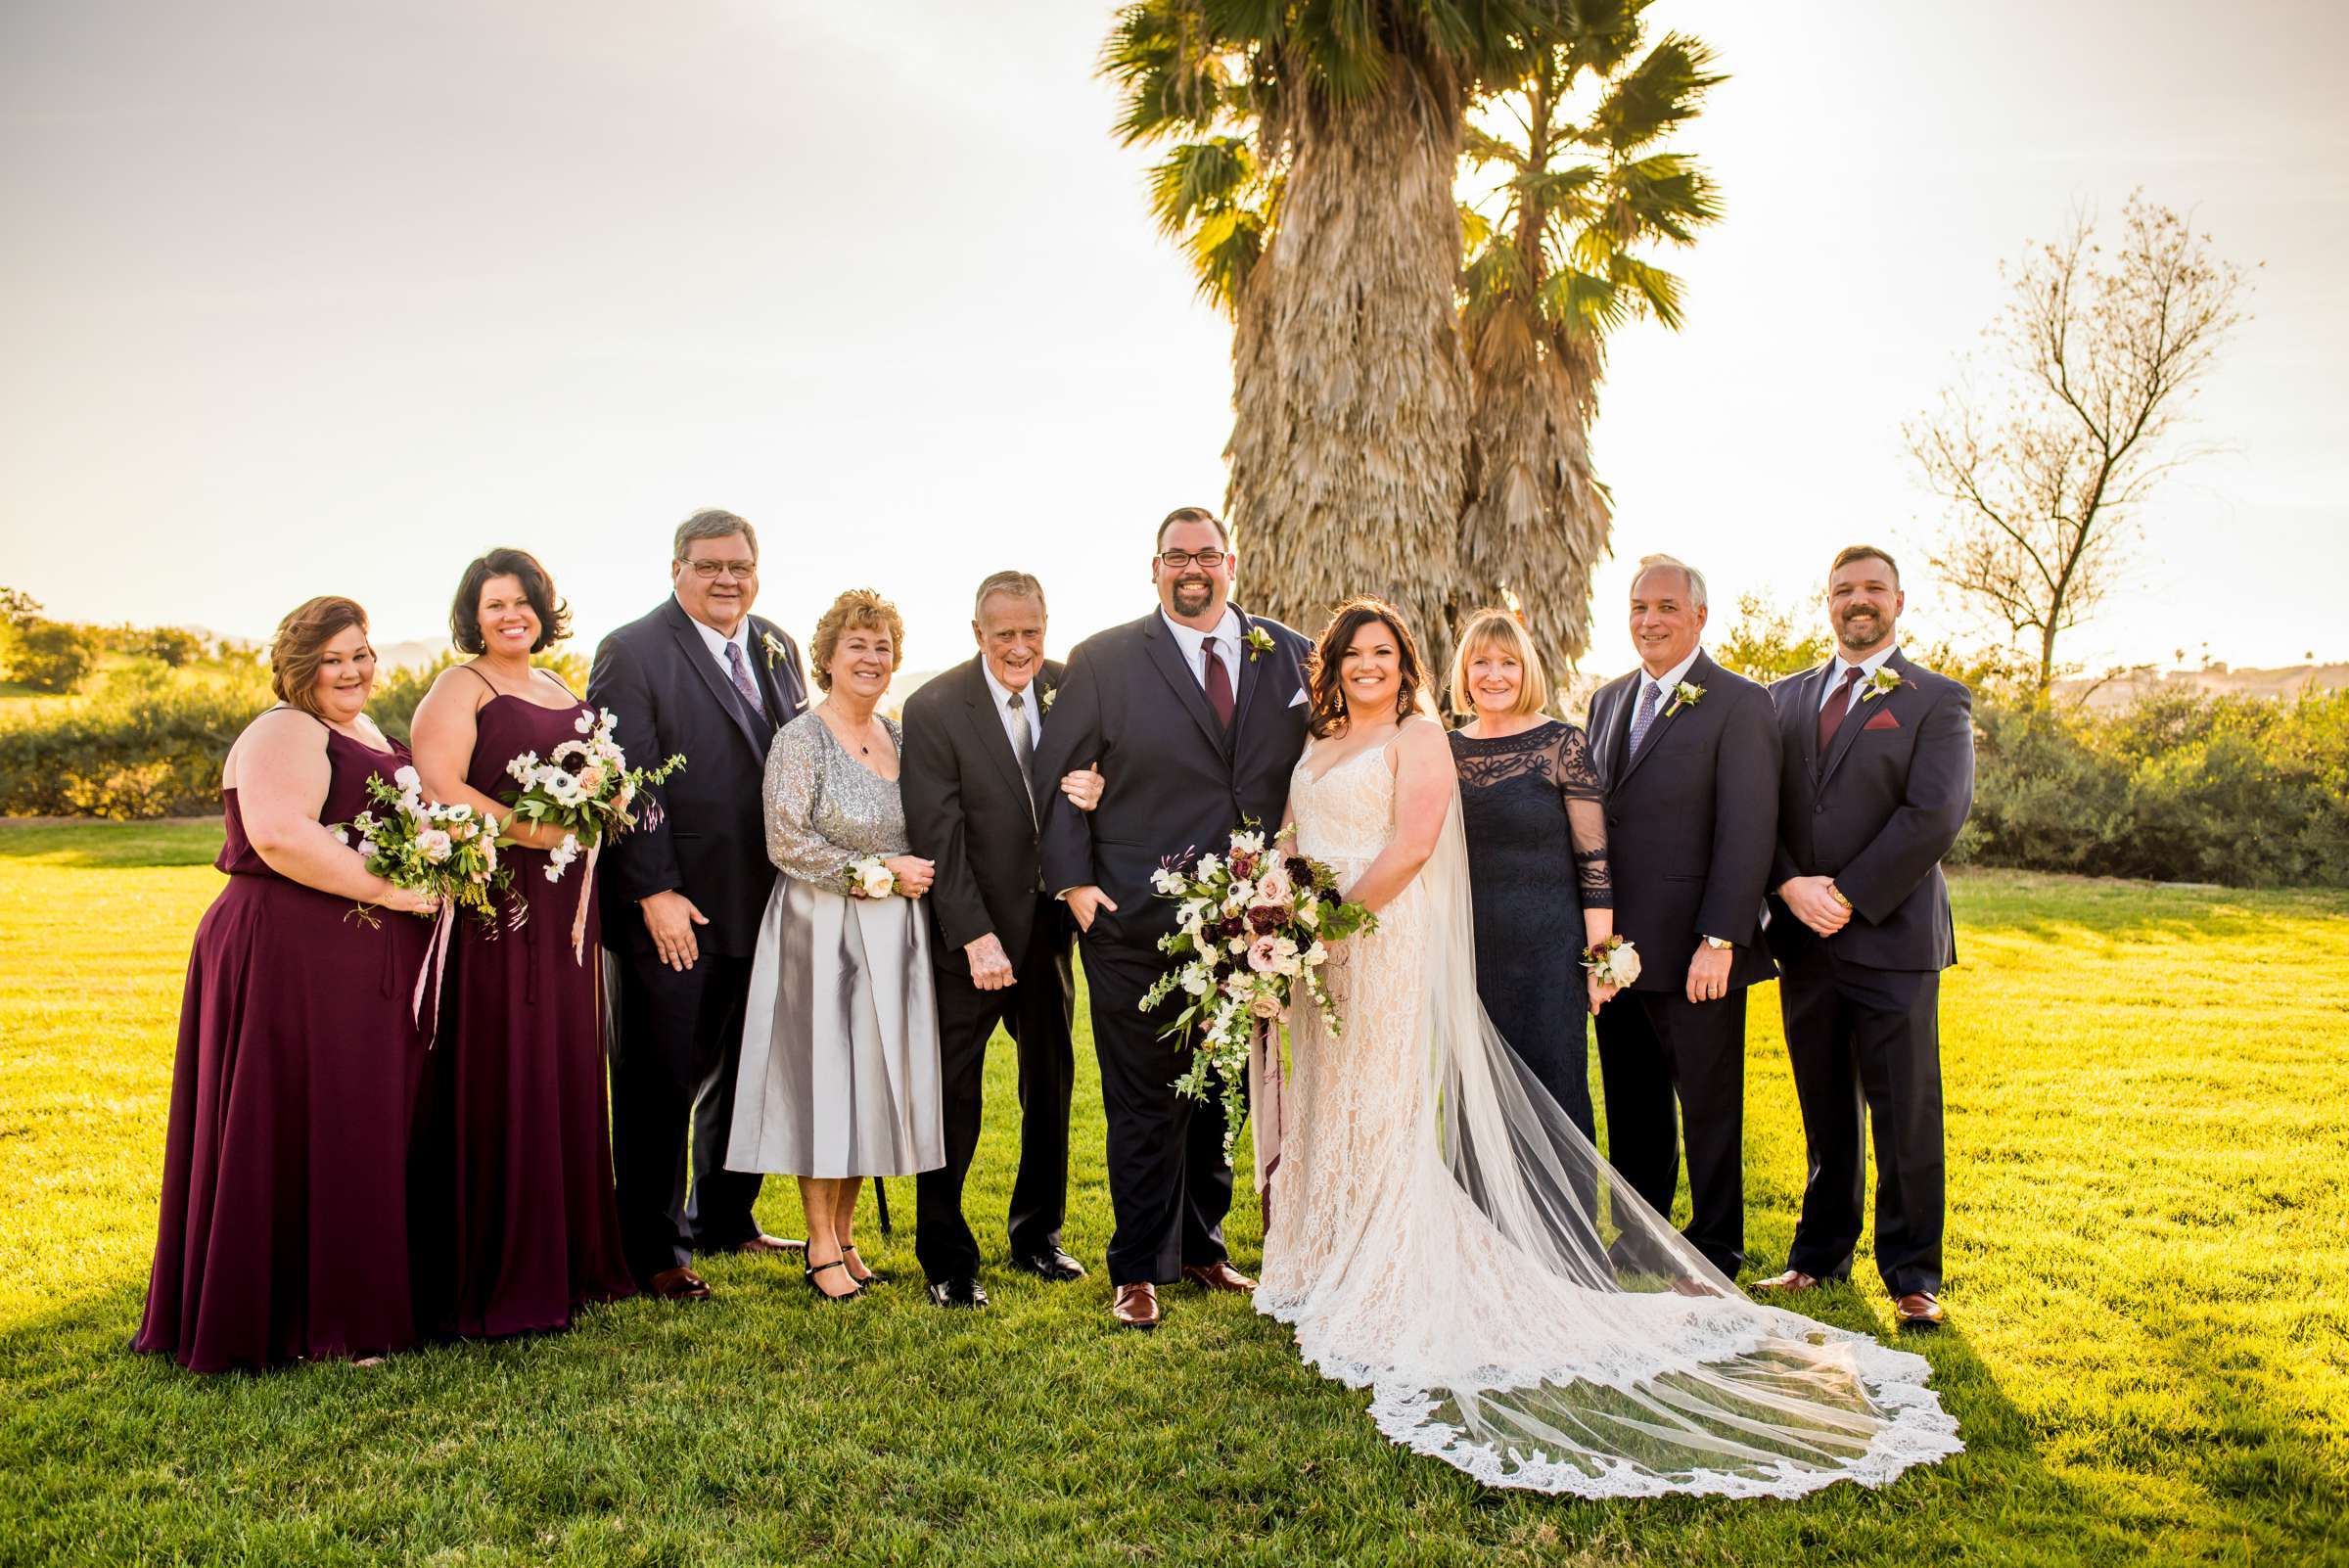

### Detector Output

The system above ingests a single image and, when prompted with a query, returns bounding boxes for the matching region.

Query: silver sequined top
[762,711,909,884]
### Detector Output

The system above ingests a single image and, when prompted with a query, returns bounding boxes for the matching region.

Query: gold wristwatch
[1703,936,1730,950]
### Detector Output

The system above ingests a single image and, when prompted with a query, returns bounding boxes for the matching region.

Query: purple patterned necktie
[723,640,763,719]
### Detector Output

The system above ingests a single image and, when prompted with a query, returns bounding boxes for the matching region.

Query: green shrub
[4,621,101,693]
[0,665,269,818]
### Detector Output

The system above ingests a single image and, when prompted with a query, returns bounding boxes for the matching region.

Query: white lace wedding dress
[1255,724,1963,1497]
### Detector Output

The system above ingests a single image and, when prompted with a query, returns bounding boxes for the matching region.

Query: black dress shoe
[927,1276,990,1309]
[1010,1247,1087,1282]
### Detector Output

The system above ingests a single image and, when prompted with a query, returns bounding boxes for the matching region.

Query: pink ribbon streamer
[569,841,600,965]
[1249,1018,1284,1222]
[412,903,455,1047]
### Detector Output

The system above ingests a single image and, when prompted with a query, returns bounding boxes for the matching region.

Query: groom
[1034,507,1313,1329]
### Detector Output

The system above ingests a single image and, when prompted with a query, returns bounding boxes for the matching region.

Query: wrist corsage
[842,854,899,899]
[1581,935,1642,987]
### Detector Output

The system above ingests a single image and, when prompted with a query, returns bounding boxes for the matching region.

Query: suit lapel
[1229,606,1265,749]
[1819,649,1910,791]
[665,601,765,761]
[748,617,804,727]
[1798,662,1831,779]
[1141,614,1228,756]
[1618,653,1710,789]
[960,657,1034,812]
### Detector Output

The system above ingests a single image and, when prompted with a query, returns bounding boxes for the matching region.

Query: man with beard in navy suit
[1753,545,1973,1329]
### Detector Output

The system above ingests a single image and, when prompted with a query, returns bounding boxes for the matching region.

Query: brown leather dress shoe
[1751,1269,1820,1294]
[645,1266,712,1301]
[735,1233,805,1255]
[1112,1282,1161,1329]
[1894,1291,1946,1328]
[1180,1261,1257,1294]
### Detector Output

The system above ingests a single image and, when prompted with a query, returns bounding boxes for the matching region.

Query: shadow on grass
[0,819,223,869]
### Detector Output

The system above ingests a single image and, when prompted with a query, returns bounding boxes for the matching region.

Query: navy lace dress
[1448,720,1612,1138]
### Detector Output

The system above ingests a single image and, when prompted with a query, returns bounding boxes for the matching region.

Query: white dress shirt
[979,660,1039,759]
[680,598,756,688]
[1632,644,1706,718]
[1160,606,1242,689]
[1819,643,1900,709]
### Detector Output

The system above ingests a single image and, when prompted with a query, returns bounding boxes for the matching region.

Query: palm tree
[1104,1,1571,665]
[1107,1,1721,683]
[1458,11,1723,670]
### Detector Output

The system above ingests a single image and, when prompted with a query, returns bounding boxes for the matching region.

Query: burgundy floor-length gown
[133,725,436,1372]
[418,686,635,1336]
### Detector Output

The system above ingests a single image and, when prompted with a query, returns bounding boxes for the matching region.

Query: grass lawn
[1,822,2344,1566]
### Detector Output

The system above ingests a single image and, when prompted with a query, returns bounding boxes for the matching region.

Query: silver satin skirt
[727,875,944,1178]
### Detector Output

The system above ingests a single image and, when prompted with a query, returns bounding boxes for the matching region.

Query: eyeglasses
[682,559,758,580]
[1158,549,1226,570]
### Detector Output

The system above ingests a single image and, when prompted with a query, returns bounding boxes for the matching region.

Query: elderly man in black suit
[1033,507,1313,1330]
[899,571,1089,1310]
[1756,544,1973,1328]
[587,508,808,1302]
[1586,554,1781,1279]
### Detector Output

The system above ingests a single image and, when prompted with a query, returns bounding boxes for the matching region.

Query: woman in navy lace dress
[1444,610,1616,1140]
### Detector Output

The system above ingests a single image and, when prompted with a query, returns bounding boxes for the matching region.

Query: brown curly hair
[1305,596,1430,739]
[809,588,905,693]
[268,596,372,716]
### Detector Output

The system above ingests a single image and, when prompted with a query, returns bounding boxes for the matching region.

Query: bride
[1257,596,1961,1498]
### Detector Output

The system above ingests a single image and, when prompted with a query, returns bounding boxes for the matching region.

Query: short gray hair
[673,508,758,562]
[1632,552,1708,610]
[973,570,1046,621]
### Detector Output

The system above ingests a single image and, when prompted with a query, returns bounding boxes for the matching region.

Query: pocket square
[1862,709,1901,732]
[1288,689,1308,708]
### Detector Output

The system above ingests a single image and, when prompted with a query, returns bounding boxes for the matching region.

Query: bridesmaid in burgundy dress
[410,549,635,1336]
[133,596,442,1372]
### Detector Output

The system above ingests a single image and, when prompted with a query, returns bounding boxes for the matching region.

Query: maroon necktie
[1203,639,1235,728]
[1818,666,1864,751]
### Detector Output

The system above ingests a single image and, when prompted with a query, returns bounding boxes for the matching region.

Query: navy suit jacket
[1586,650,1781,992]
[586,596,808,960]
[1033,607,1312,953]
[1764,649,1974,973]
[899,655,1071,972]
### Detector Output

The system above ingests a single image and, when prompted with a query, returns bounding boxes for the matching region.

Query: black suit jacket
[1033,607,1313,951]
[1587,650,1781,992]
[1764,649,1974,973]
[899,655,1071,971]
[587,596,808,960]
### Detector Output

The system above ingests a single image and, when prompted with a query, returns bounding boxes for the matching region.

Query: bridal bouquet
[497,707,684,959]
[1138,820,1377,1154]
[336,765,519,930]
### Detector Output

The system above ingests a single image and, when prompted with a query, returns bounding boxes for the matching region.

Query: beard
[1171,576,1214,616]
[1837,608,1887,652]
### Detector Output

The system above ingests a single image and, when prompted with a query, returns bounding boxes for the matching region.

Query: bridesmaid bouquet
[496,708,684,961]
[1137,820,1377,1154]
[337,765,518,930]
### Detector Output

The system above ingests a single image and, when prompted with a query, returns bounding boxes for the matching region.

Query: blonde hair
[1448,608,1549,718]
[809,588,905,693]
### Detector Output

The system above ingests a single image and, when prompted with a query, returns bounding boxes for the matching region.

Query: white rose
[418,829,453,863]
[1257,863,1291,903]
[857,859,897,899]
[1610,943,1643,986]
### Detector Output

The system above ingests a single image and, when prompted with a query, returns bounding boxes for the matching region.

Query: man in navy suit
[1585,555,1781,1278]
[588,509,809,1302]
[1033,507,1313,1330]
[1755,545,1973,1328]
[899,571,1084,1310]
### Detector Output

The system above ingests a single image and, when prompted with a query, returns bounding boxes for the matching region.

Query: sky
[4,1,2344,679]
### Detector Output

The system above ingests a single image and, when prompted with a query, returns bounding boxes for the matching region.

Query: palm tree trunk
[1225,74,1470,666]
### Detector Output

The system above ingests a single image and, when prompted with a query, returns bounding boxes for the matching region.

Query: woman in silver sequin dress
[728,589,944,1302]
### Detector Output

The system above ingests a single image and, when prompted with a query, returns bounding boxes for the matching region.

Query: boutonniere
[1244,625,1275,663]
[1664,680,1705,716]
[1859,668,1904,702]
[1039,686,1058,715]
[760,630,789,671]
